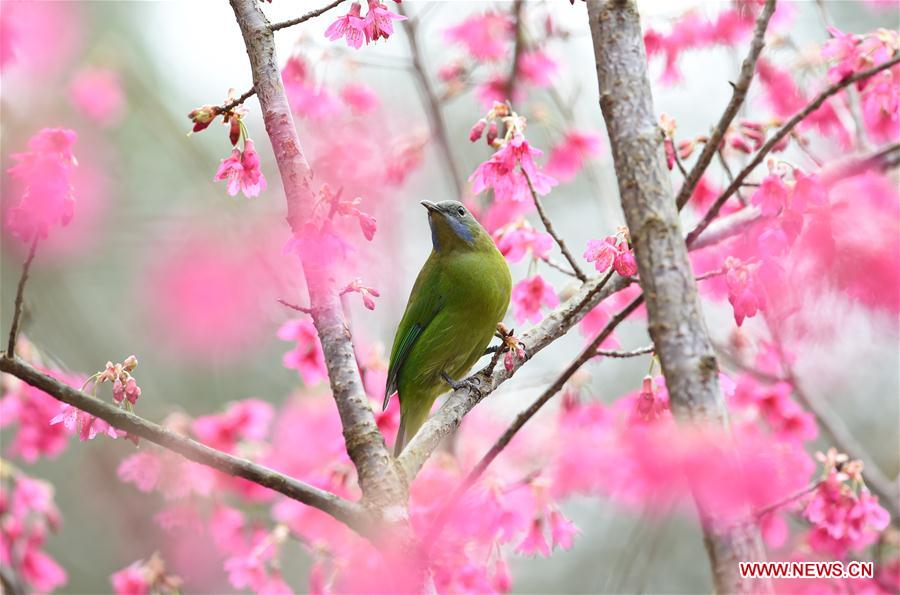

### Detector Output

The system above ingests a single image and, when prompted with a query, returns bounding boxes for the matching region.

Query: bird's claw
[441,371,482,396]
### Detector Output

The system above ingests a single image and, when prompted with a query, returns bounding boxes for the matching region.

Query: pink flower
[341,83,379,113]
[583,234,637,276]
[444,11,512,61]
[214,139,266,198]
[613,250,638,277]
[68,67,125,127]
[469,135,557,203]
[548,510,578,550]
[804,472,890,556]
[6,128,78,243]
[545,131,603,183]
[469,119,487,142]
[0,368,81,461]
[493,222,553,263]
[583,237,618,272]
[111,563,149,595]
[282,57,340,120]
[192,399,273,453]
[511,275,559,324]
[724,257,763,326]
[49,405,119,441]
[117,452,162,493]
[751,174,788,216]
[517,50,557,87]
[362,0,405,44]
[516,518,550,557]
[325,2,366,49]
[278,318,328,385]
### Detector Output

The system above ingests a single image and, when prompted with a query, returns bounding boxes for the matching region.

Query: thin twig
[754,481,821,519]
[674,0,776,211]
[221,87,257,113]
[270,0,348,32]
[278,299,312,314]
[541,255,579,278]
[596,344,654,358]
[523,169,588,282]
[5,238,38,358]
[0,356,369,532]
[398,3,465,198]
[716,148,747,206]
[685,52,900,245]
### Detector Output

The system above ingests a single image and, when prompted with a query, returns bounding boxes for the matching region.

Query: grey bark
[585,1,770,592]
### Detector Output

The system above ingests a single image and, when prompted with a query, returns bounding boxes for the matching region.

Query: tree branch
[505,0,525,100]
[586,1,769,592]
[398,3,465,199]
[6,238,38,358]
[597,344,654,358]
[674,0,776,210]
[270,0,348,32]
[229,0,406,511]
[685,52,900,244]
[0,357,368,531]
[523,170,588,282]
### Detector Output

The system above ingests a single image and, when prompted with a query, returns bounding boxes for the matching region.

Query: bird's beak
[420,200,439,213]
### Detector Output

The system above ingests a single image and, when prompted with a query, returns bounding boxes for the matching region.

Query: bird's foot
[441,371,483,396]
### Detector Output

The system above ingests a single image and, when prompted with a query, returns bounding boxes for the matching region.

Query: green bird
[385,200,511,456]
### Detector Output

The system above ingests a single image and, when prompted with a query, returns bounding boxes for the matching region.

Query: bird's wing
[384,258,443,410]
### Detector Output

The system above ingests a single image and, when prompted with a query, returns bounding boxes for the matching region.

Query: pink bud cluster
[95,355,142,407]
[583,229,638,277]
[0,472,67,592]
[325,0,405,49]
[342,278,381,310]
[6,128,78,243]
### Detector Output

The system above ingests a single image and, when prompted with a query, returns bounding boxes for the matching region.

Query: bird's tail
[393,403,430,457]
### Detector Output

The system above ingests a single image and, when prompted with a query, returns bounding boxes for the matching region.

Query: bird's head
[421,200,490,252]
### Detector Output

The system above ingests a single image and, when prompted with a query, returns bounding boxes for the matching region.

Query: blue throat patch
[429,214,474,251]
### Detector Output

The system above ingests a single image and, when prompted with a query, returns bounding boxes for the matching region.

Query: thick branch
[685,52,900,244]
[229,0,405,510]
[397,273,634,480]
[586,1,768,592]
[6,239,38,357]
[0,357,367,531]
[674,0,776,210]
[398,4,465,199]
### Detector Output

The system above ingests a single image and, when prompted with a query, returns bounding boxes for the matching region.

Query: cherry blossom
[214,139,267,198]
[324,3,366,49]
[278,318,328,385]
[517,50,557,88]
[470,133,556,204]
[443,11,512,61]
[6,128,78,243]
[545,131,603,183]
[492,220,553,263]
[511,275,559,324]
[583,232,637,277]
[362,0,405,44]
[68,67,125,127]
[193,399,274,453]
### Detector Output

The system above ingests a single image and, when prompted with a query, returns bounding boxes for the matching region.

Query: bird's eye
[457,206,466,217]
